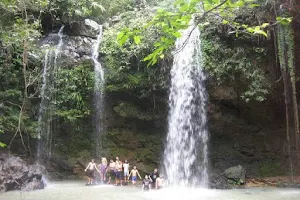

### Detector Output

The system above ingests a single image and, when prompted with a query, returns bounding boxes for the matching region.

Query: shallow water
[1,181,300,200]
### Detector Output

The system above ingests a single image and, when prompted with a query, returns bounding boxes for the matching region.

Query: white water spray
[92,25,105,157]
[164,25,209,187]
[37,26,64,161]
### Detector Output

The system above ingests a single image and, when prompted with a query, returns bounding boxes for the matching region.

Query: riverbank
[247,176,300,187]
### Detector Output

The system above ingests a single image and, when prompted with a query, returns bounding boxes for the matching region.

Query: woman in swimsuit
[98,157,107,182]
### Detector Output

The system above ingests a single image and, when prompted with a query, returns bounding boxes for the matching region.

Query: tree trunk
[287,26,300,171]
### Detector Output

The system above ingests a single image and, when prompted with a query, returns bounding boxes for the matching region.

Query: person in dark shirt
[149,168,158,188]
[142,175,152,191]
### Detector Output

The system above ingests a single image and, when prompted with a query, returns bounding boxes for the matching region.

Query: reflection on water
[1,181,300,200]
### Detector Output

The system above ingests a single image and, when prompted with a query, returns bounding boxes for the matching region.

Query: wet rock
[39,29,97,65]
[64,19,101,38]
[224,165,246,184]
[0,153,45,192]
[209,173,230,189]
[210,165,246,189]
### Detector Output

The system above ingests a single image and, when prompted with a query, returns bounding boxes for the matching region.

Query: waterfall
[37,26,64,161]
[92,25,105,157]
[163,25,209,187]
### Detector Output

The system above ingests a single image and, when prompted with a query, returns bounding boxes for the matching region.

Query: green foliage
[277,20,294,84]
[201,21,269,101]
[229,178,244,185]
[117,0,275,66]
[101,9,169,100]
[49,0,105,21]
[55,64,94,122]
[116,0,295,68]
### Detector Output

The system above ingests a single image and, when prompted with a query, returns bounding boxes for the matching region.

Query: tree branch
[174,0,228,53]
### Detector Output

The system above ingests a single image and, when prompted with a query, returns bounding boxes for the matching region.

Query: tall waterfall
[37,26,64,161]
[163,25,209,187]
[92,25,105,157]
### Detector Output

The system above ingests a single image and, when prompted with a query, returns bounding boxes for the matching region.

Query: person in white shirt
[123,160,130,183]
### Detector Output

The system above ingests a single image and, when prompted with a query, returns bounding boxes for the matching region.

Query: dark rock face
[0,154,45,192]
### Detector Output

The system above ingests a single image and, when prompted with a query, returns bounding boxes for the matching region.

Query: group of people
[84,157,164,191]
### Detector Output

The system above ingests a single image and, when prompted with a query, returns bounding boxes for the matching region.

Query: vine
[276,20,298,177]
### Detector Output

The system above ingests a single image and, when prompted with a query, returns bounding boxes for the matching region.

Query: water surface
[1,181,300,200]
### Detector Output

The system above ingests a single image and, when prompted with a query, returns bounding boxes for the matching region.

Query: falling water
[37,26,64,161]
[164,25,209,187]
[92,25,105,157]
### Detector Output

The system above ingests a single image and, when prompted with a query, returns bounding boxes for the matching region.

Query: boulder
[64,19,101,38]
[224,165,246,185]
[209,173,230,189]
[210,165,246,189]
[0,153,45,192]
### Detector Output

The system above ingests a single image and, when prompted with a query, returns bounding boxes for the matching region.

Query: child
[128,165,142,186]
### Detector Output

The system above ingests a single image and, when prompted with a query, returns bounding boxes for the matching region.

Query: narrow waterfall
[37,26,64,161]
[92,25,105,157]
[164,25,209,187]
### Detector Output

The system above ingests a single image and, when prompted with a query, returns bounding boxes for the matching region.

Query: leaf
[172,32,181,38]
[133,35,141,45]
[0,142,6,148]
[143,54,154,61]
[254,29,267,37]
[249,4,260,8]
[119,34,129,46]
[117,31,125,40]
[261,23,269,28]
[246,27,254,33]
[222,20,229,25]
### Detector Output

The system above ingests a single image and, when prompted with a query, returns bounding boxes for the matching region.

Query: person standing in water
[150,168,158,188]
[128,165,142,186]
[115,157,123,186]
[98,157,108,182]
[107,159,116,184]
[84,159,100,185]
[123,160,130,184]
[155,174,164,189]
[142,175,152,191]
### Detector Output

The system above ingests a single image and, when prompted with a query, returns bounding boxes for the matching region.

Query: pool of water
[1,181,300,200]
